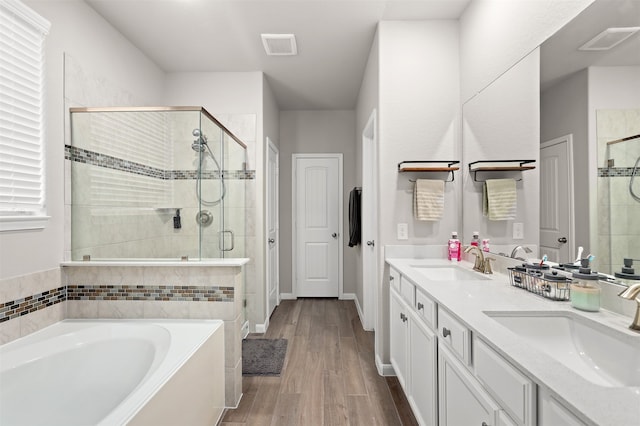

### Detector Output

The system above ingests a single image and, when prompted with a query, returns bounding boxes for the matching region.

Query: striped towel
[483,178,517,220]
[414,179,444,221]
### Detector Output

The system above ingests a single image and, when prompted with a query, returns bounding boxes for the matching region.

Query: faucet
[618,283,640,331]
[510,245,532,260]
[464,245,493,274]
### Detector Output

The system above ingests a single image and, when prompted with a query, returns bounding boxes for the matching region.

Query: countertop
[386,257,640,426]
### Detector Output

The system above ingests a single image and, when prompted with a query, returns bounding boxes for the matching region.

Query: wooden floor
[220,298,418,426]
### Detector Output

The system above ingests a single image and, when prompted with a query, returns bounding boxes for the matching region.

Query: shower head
[191,128,208,152]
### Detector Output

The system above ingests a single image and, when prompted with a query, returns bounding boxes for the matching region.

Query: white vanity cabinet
[439,344,500,426]
[389,268,438,426]
[538,388,587,426]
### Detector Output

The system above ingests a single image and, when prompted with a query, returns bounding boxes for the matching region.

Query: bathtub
[0,319,225,426]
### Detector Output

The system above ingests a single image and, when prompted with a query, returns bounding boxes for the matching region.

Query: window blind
[0,0,50,225]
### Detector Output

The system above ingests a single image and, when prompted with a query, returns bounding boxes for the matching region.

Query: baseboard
[339,293,355,300]
[353,296,366,327]
[375,354,395,377]
[255,320,268,334]
[279,293,296,300]
[241,320,250,339]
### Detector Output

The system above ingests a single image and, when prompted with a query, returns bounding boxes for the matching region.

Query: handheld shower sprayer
[191,128,208,152]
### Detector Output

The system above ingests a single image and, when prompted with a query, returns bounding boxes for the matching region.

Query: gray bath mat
[242,338,288,376]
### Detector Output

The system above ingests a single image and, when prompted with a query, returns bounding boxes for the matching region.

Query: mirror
[464,0,640,276]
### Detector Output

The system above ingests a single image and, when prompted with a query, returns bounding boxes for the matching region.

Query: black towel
[348,188,361,247]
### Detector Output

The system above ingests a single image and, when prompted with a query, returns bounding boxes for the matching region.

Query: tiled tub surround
[0,319,225,426]
[61,260,248,407]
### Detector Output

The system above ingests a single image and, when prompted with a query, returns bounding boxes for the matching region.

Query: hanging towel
[483,178,517,220]
[348,188,361,247]
[414,179,444,221]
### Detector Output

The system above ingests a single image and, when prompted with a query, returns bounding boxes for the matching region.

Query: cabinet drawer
[437,306,471,365]
[400,276,415,305]
[475,338,536,426]
[390,267,400,292]
[415,289,436,330]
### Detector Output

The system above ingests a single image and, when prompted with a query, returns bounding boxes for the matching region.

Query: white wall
[354,29,379,312]
[460,0,593,103]
[278,110,357,296]
[163,71,267,331]
[0,0,166,280]
[462,49,541,250]
[541,69,590,253]
[376,20,460,364]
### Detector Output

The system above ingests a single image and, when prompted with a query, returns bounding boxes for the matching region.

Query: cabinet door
[409,309,438,426]
[439,345,499,426]
[390,288,409,390]
[538,388,586,426]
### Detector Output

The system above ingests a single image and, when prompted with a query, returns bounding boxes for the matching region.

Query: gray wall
[541,69,590,253]
[278,110,357,296]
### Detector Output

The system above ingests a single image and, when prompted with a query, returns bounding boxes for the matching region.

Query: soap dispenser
[570,258,600,312]
[614,258,640,282]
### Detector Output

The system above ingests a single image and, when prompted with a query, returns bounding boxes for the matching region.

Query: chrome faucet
[510,245,532,260]
[618,283,640,331]
[465,245,493,274]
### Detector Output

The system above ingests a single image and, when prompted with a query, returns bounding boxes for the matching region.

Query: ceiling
[85,0,471,110]
[540,0,640,92]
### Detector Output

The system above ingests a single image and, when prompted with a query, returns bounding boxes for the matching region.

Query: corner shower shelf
[468,160,535,182]
[398,161,460,182]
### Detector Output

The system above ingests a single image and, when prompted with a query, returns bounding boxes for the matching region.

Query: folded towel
[483,178,517,220]
[414,179,444,221]
[348,188,361,247]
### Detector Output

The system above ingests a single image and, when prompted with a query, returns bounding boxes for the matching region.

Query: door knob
[332,233,338,238]
[558,237,567,243]
[268,238,275,244]
[366,240,375,247]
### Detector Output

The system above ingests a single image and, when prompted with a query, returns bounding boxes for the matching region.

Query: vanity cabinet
[390,288,409,389]
[538,388,587,426]
[439,344,499,426]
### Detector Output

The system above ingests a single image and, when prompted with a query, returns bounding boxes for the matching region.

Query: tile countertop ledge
[385,257,640,426]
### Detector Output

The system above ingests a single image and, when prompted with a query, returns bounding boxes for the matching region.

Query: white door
[293,154,342,298]
[266,138,279,318]
[362,110,378,331]
[540,135,574,263]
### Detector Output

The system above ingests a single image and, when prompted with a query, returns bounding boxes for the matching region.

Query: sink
[412,265,492,281]
[485,311,640,387]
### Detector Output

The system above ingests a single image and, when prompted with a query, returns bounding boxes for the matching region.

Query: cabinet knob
[442,327,451,338]
[389,276,394,281]
[417,302,424,310]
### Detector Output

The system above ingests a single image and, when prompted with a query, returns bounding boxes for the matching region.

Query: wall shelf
[468,160,535,182]
[398,161,460,182]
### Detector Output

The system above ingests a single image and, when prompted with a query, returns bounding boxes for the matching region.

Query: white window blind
[0,0,50,231]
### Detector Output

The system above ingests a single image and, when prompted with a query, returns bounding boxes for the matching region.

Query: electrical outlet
[513,222,524,240]
[397,223,408,240]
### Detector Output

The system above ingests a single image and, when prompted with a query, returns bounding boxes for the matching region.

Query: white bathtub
[0,319,225,426]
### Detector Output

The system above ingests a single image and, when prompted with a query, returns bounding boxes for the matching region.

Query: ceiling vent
[261,34,297,56]
[579,27,640,51]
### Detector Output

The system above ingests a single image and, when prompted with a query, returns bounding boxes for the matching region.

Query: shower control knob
[558,237,567,243]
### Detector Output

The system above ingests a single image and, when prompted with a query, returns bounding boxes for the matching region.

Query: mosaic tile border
[0,287,65,323]
[0,284,235,323]
[65,145,255,180]
[598,167,637,177]
[67,284,234,302]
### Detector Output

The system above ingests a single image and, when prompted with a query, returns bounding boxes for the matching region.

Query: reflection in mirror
[538,0,640,278]
[596,115,640,276]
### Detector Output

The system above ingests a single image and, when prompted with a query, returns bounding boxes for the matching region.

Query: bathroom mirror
[465,0,640,277]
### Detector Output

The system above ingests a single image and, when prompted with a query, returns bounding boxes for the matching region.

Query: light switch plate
[397,223,408,240]
[513,222,524,240]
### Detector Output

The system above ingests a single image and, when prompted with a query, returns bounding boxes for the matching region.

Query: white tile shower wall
[0,269,65,344]
[596,109,640,274]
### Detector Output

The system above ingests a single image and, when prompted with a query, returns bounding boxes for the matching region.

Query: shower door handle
[219,230,235,252]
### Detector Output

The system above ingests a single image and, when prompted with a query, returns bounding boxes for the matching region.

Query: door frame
[291,153,344,298]
[266,137,279,322]
[361,109,378,331]
[540,134,575,261]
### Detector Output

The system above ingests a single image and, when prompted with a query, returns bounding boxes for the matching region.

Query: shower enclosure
[596,109,640,275]
[68,107,248,260]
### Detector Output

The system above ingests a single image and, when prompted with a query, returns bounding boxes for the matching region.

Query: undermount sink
[485,311,640,387]
[412,265,492,281]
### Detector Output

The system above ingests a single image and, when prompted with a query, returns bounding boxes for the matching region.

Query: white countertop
[386,257,640,426]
